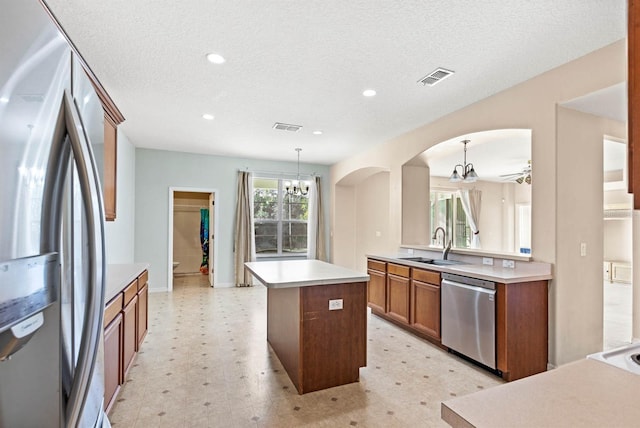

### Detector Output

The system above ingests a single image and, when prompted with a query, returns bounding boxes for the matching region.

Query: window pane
[255,222,278,254]
[455,198,470,248]
[282,221,307,253]
[282,193,308,221]
[254,179,279,220]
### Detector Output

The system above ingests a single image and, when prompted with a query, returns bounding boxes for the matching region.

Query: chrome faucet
[432,227,452,260]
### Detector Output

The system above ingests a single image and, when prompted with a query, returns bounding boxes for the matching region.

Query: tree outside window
[253,177,308,256]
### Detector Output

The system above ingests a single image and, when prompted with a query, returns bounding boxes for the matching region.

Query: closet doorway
[168,187,218,291]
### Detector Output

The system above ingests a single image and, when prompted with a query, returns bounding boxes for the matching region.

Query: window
[253,177,308,256]
[430,190,470,249]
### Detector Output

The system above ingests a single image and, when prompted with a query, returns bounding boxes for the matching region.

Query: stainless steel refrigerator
[0,1,110,426]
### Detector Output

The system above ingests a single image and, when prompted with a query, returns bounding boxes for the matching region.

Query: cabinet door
[122,295,138,377]
[367,269,386,313]
[387,274,410,324]
[136,283,148,348]
[411,280,440,339]
[103,114,117,221]
[104,313,122,413]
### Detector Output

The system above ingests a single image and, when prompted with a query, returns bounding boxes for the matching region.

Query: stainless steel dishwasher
[441,272,496,369]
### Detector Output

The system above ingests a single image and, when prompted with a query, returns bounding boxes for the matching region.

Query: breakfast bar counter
[245,260,369,394]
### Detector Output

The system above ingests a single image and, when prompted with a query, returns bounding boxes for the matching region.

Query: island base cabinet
[267,281,367,394]
[103,313,122,413]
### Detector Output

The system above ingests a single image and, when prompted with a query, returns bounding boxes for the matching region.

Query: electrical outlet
[502,259,515,269]
[580,242,587,257]
[329,299,343,310]
[407,249,414,255]
[482,257,494,266]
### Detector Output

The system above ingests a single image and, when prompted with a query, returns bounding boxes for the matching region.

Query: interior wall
[402,165,430,245]
[604,219,632,262]
[555,106,625,365]
[354,172,391,272]
[134,149,330,291]
[333,184,357,269]
[104,129,136,264]
[173,192,209,274]
[329,39,626,367]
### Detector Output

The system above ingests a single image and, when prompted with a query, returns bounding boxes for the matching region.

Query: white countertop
[245,260,369,288]
[441,358,640,428]
[105,263,149,302]
[368,254,552,283]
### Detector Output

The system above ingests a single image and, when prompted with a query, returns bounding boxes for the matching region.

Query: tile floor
[108,275,503,427]
[603,280,633,350]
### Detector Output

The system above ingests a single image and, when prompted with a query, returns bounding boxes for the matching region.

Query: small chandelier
[449,139,478,183]
[285,148,310,196]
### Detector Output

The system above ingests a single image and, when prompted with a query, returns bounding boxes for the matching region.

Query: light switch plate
[483,257,494,266]
[329,299,343,310]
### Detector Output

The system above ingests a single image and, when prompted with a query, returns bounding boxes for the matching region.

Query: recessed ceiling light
[0,96,9,103]
[202,113,214,120]
[206,53,225,64]
[362,89,376,97]
[313,130,323,135]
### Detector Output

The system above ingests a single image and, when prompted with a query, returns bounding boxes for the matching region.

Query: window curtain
[459,188,482,248]
[234,171,255,286]
[307,176,327,261]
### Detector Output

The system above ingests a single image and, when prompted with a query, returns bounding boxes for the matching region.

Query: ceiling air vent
[604,209,632,219]
[19,93,45,103]
[273,122,303,132]
[417,68,454,86]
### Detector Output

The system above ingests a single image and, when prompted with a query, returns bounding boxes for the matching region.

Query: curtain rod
[239,168,321,178]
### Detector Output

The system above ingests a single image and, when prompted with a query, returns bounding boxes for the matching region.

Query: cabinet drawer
[137,270,148,290]
[412,268,440,285]
[388,263,410,278]
[104,293,123,327]
[123,280,138,305]
[367,259,386,272]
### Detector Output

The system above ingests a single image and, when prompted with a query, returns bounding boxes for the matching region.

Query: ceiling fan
[500,160,532,184]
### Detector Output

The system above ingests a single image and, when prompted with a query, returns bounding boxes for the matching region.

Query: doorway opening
[602,137,633,350]
[168,187,218,291]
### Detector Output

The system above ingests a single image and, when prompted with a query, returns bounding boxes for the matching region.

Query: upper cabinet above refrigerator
[40,0,124,221]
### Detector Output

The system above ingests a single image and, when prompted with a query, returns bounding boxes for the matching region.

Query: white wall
[354,172,391,272]
[104,129,136,264]
[134,149,330,291]
[604,219,632,262]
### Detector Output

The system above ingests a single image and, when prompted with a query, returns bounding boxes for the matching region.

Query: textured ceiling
[43,1,626,166]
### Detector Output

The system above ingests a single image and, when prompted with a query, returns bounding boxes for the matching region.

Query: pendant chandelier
[449,139,478,183]
[285,148,310,196]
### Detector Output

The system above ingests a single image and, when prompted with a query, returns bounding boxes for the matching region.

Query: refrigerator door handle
[61,91,106,427]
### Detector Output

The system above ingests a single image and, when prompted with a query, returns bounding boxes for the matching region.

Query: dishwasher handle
[442,279,496,297]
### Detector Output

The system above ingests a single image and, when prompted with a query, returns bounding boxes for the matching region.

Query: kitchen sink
[398,257,466,266]
[587,342,640,375]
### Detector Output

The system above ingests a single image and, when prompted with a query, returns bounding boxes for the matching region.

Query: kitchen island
[245,260,369,394]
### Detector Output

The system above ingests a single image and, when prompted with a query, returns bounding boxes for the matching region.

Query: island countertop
[441,358,640,428]
[245,259,369,288]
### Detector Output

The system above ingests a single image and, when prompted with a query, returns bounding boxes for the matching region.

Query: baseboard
[213,282,234,288]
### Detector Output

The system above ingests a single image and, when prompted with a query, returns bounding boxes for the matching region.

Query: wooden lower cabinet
[367,259,387,313]
[411,280,440,339]
[496,281,549,381]
[136,283,148,348]
[122,294,138,377]
[386,273,410,324]
[103,269,149,410]
[103,313,122,413]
